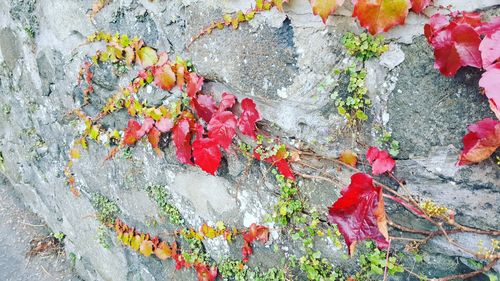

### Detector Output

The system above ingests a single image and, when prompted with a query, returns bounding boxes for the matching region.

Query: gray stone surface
[0,0,499,280]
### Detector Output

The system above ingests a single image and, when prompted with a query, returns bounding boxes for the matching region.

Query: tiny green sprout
[342,32,389,61]
[52,232,66,241]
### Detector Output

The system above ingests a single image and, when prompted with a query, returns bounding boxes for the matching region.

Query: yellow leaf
[70,148,80,159]
[140,240,153,257]
[338,150,358,167]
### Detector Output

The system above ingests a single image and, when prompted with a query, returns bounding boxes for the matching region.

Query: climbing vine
[67,1,500,280]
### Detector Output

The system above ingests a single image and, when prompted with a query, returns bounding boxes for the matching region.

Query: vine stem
[430,258,498,281]
[383,239,392,281]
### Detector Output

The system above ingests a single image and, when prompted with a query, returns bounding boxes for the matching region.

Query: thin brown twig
[430,258,498,281]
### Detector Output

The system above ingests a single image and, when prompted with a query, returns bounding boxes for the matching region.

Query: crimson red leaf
[191,94,217,123]
[155,117,173,133]
[172,117,193,165]
[458,118,500,165]
[153,64,176,91]
[451,11,482,27]
[124,119,142,145]
[254,146,295,180]
[207,111,238,150]
[479,63,500,114]
[424,14,450,43]
[192,138,221,175]
[430,23,482,76]
[366,147,395,175]
[218,92,237,112]
[328,173,389,254]
[238,98,261,139]
[352,0,411,35]
[187,73,204,97]
[410,0,430,13]
[479,30,500,68]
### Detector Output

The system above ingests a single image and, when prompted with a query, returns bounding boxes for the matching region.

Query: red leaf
[172,117,193,165]
[153,64,176,91]
[124,119,142,145]
[410,0,430,13]
[475,17,500,37]
[328,173,389,255]
[451,11,482,27]
[191,95,217,123]
[352,0,411,35]
[479,30,500,68]
[254,146,296,180]
[207,111,238,150]
[218,92,237,112]
[479,63,500,114]
[458,118,500,165]
[310,0,344,24]
[192,138,221,175]
[424,14,450,43]
[155,117,173,133]
[238,98,261,139]
[430,23,482,76]
[366,147,395,175]
[187,73,204,97]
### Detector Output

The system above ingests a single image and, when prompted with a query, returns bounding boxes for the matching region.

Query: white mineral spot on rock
[380,43,405,70]
[243,212,259,227]
[277,87,288,99]
[146,85,152,94]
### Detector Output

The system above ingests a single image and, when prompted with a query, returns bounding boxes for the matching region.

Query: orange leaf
[352,0,411,35]
[338,150,357,167]
[154,241,172,260]
[153,64,176,91]
[70,148,81,159]
[458,118,500,165]
[140,240,154,257]
[310,0,345,24]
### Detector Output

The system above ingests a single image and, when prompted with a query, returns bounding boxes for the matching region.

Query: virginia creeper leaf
[458,118,500,165]
[366,147,395,175]
[310,0,345,24]
[338,150,358,167]
[192,138,221,175]
[147,127,162,156]
[154,241,171,260]
[187,73,204,97]
[140,240,154,257]
[327,173,389,254]
[153,64,176,91]
[124,119,142,145]
[207,111,238,150]
[136,47,158,68]
[218,92,237,112]
[138,117,154,137]
[172,117,193,165]
[430,23,482,76]
[410,0,430,13]
[191,94,217,122]
[155,117,174,133]
[352,0,411,35]
[479,63,500,113]
[238,98,261,139]
[479,30,500,68]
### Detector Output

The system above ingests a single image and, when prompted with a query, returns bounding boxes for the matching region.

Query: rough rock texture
[0,0,499,280]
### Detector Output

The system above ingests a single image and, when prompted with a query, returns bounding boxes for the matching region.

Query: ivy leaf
[138,117,154,137]
[154,241,172,260]
[136,46,158,68]
[451,11,482,27]
[207,111,238,150]
[192,138,221,175]
[187,73,204,97]
[479,30,500,68]
[153,64,176,91]
[310,0,344,24]
[218,92,237,112]
[338,150,358,167]
[140,240,154,257]
[191,94,217,122]
[155,117,174,133]
[410,0,430,13]
[458,118,500,165]
[479,63,500,115]
[352,0,411,35]
[124,119,142,145]
[327,173,389,255]
[131,235,143,251]
[172,117,194,165]
[475,17,500,37]
[238,98,261,139]
[366,147,395,175]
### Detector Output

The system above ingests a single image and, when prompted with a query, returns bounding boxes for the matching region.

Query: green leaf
[137,47,158,68]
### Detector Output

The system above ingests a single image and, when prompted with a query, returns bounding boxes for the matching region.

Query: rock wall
[0,0,498,280]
